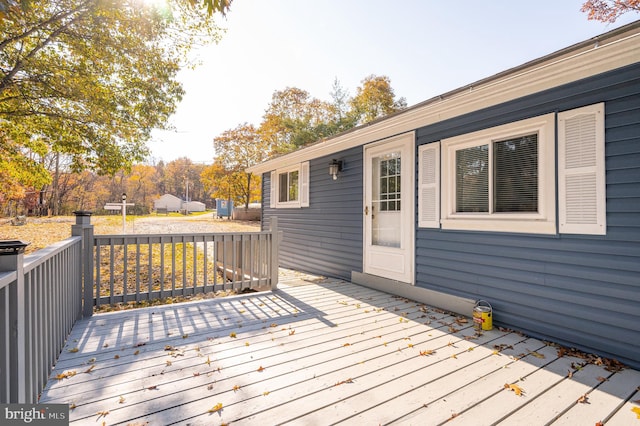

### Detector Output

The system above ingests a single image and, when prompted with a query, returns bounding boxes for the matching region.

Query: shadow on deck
[39,270,640,425]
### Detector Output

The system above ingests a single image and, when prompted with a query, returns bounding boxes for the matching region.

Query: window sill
[440,218,556,234]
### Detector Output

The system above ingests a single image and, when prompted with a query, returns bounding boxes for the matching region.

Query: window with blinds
[439,112,556,234]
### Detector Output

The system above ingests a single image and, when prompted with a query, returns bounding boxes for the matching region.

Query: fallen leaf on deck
[595,422,603,426]
[96,410,109,419]
[632,406,640,419]
[577,394,589,404]
[114,355,120,359]
[166,360,172,366]
[343,343,350,347]
[334,378,354,386]
[420,350,435,356]
[134,342,146,347]
[182,334,189,339]
[467,347,474,352]
[289,330,295,335]
[451,354,457,359]
[492,350,500,356]
[56,371,77,380]
[448,326,459,333]
[504,383,524,396]
[84,365,95,373]
[147,385,157,390]
[596,376,608,382]
[208,403,223,413]
[68,347,79,353]
[205,356,211,366]
[134,350,140,355]
[263,391,270,396]
[527,350,545,359]
[233,385,241,391]
[193,372,200,376]
[270,323,277,328]
[407,344,414,348]
[257,366,265,372]
[245,342,250,346]
[88,357,96,364]
[229,332,237,338]
[69,403,76,410]
[118,396,125,404]
[567,370,574,379]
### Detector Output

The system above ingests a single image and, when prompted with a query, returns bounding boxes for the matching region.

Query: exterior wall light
[329,159,343,180]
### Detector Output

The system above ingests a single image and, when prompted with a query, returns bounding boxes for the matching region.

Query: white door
[363,133,414,284]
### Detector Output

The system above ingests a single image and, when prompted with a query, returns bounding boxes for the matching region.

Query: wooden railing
[0,237,83,404]
[92,231,277,309]
[0,213,280,403]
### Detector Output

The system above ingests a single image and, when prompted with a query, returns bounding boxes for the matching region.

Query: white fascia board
[247,30,640,175]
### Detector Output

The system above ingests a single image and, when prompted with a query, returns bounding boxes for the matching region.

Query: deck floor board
[39,270,640,425]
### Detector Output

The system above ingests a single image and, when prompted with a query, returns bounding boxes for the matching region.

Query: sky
[146,0,639,164]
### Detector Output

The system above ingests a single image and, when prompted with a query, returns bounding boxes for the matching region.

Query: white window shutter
[269,171,276,208]
[418,142,440,228]
[558,103,606,235]
[300,161,310,207]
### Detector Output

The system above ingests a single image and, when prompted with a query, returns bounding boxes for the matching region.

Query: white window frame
[270,161,309,209]
[440,113,556,234]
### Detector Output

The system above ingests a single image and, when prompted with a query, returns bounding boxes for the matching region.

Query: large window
[439,113,556,234]
[455,134,538,214]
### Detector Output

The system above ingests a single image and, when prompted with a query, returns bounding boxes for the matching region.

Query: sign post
[104,194,134,234]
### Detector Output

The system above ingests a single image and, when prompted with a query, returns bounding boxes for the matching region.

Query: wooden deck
[40,270,640,425]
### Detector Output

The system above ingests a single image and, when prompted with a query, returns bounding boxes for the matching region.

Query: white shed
[153,194,182,212]
[183,201,206,212]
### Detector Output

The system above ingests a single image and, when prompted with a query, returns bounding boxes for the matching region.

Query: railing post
[0,240,29,403]
[270,217,279,290]
[72,211,94,318]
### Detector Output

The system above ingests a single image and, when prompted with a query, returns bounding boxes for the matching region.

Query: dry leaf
[334,378,354,386]
[289,330,295,335]
[632,406,640,419]
[451,354,457,359]
[118,395,125,404]
[114,354,120,359]
[492,350,500,356]
[69,403,76,410]
[96,410,109,419]
[343,343,350,347]
[56,371,77,380]
[407,344,414,348]
[257,366,265,372]
[84,365,95,373]
[420,350,435,356]
[263,391,270,396]
[596,376,608,382]
[68,347,79,353]
[182,334,189,339]
[567,370,574,379]
[270,323,277,327]
[166,360,172,366]
[245,342,250,346]
[233,385,241,391]
[504,383,524,396]
[134,350,140,355]
[577,394,589,404]
[148,385,157,390]
[528,350,546,359]
[229,332,237,338]
[208,403,223,413]
[206,356,211,366]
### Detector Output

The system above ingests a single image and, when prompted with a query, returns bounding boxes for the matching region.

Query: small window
[278,170,299,203]
[441,113,556,234]
[270,162,309,208]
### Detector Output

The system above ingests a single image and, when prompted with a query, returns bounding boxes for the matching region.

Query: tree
[213,123,268,208]
[259,87,339,155]
[349,75,407,125]
[581,0,640,22]
[0,0,230,205]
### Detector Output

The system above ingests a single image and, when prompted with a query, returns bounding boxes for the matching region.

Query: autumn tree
[211,123,267,209]
[259,87,336,155]
[349,75,407,125]
[0,0,230,207]
[581,0,640,22]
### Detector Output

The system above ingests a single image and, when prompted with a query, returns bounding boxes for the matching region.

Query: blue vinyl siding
[415,63,640,368]
[263,147,363,280]
[260,62,640,368]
